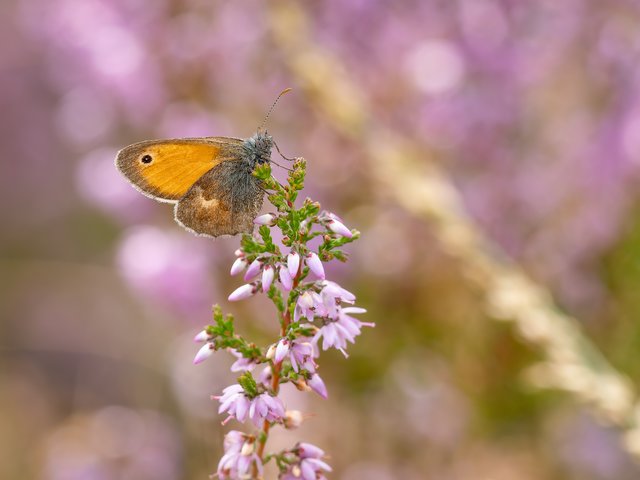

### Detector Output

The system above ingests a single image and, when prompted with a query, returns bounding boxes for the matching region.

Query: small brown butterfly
[115,89,291,237]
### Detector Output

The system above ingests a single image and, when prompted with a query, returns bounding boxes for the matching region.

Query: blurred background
[3,0,640,478]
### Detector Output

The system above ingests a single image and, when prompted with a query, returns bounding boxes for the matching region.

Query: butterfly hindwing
[115,137,244,202]
[174,160,264,237]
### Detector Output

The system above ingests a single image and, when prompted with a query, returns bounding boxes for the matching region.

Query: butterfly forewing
[115,137,244,202]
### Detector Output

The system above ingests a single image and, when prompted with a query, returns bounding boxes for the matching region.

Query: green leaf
[238,372,259,398]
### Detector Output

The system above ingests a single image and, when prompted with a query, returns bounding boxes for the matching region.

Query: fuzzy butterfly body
[115,132,273,237]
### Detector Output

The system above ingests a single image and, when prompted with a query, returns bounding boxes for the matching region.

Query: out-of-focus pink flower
[193,343,214,365]
[193,329,210,342]
[257,366,273,388]
[116,226,213,316]
[280,442,332,480]
[217,431,262,480]
[307,374,328,399]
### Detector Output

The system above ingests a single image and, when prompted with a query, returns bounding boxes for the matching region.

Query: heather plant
[193,158,372,479]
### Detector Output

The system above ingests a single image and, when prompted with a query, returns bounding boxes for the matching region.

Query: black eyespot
[141,154,153,164]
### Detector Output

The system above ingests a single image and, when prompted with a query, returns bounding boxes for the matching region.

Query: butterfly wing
[174,159,264,237]
[115,137,244,202]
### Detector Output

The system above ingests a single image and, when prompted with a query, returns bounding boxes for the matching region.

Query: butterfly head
[243,130,273,168]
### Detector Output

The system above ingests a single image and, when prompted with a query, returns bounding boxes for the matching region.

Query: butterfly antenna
[259,88,292,131]
[271,159,294,172]
[274,140,296,162]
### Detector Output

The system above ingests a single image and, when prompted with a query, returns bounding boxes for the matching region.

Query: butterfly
[115,89,290,238]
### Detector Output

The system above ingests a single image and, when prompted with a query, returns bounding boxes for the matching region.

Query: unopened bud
[292,377,311,393]
[284,410,304,429]
[254,213,276,226]
[266,344,277,360]
[240,440,255,456]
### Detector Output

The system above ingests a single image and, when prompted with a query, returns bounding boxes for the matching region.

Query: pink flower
[274,338,290,364]
[294,291,322,322]
[193,343,214,364]
[290,340,317,373]
[229,349,257,372]
[305,252,325,279]
[257,365,273,387]
[216,384,251,424]
[298,443,326,459]
[307,373,328,399]
[274,338,317,373]
[321,280,356,304]
[324,213,352,238]
[254,213,276,225]
[228,282,258,302]
[193,329,210,342]
[262,265,275,292]
[279,266,293,291]
[215,384,286,427]
[216,431,262,480]
[280,442,332,480]
[287,252,301,277]
[312,322,351,356]
[312,307,372,357]
[248,392,286,427]
[230,257,247,276]
[244,258,263,281]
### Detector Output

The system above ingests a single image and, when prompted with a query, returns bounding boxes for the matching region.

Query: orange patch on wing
[139,143,223,199]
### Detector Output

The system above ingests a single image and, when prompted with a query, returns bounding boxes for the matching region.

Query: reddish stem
[253,265,301,477]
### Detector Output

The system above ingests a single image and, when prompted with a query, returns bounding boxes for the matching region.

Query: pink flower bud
[262,265,274,292]
[298,442,325,459]
[305,252,325,279]
[307,374,328,399]
[244,259,262,281]
[327,218,352,238]
[279,266,293,291]
[254,213,276,225]
[193,343,214,364]
[193,329,210,342]
[230,257,247,276]
[274,339,290,364]
[287,252,300,278]
[228,283,258,302]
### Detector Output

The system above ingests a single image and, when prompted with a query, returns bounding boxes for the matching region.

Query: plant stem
[253,265,300,478]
